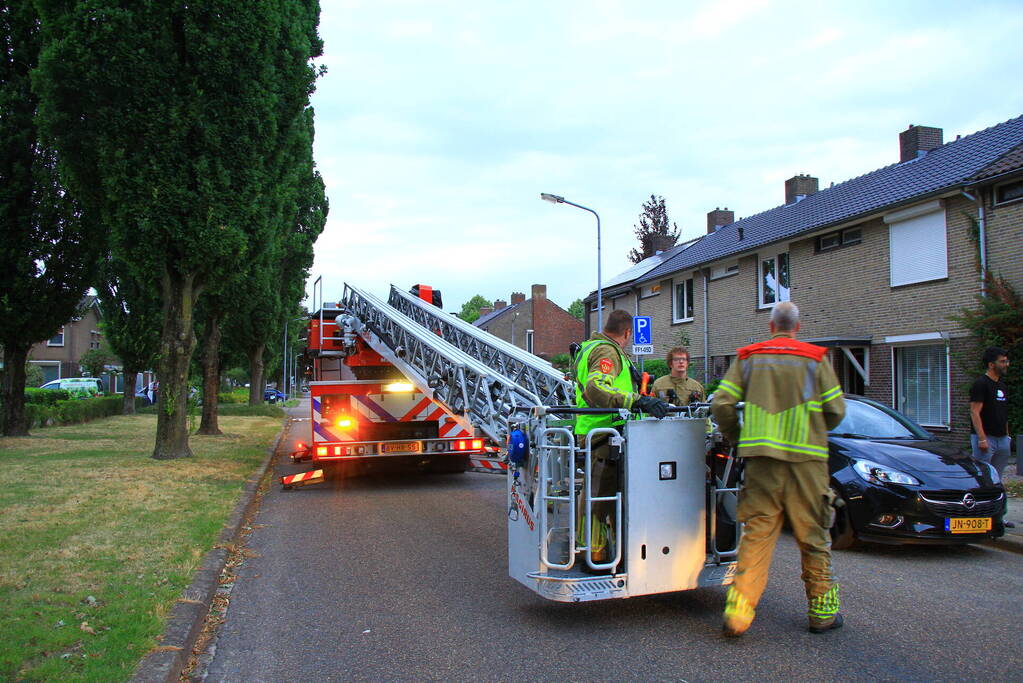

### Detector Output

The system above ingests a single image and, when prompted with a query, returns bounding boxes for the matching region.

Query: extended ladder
[338,284,546,444]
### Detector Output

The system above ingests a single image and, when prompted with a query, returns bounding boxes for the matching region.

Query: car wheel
[830,495,858,550]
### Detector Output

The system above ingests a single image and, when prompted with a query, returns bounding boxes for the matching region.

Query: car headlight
[988,462,1002,484]
[853,459,920,486]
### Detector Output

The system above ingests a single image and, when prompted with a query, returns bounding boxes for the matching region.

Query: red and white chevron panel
[280,469,325,488]
[469,456,508,473]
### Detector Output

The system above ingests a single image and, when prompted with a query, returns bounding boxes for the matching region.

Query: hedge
[23,395,141,429]
[24,388,71,405]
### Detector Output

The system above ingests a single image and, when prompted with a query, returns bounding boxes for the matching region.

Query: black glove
[634,395,671,419]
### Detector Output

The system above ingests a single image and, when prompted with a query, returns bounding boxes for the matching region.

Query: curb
[130,418,289,683]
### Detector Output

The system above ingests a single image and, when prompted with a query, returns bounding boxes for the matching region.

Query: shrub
[217,404,285,417]
[641,359,669,379]
[24,388,70,405]
[550,353,571,371]
[218,388,249,404]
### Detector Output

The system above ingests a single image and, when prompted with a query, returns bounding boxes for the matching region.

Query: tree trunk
[1,343,31,436]
[122,370,138,415]
[153,270,198,459]
[248,343,265,406]
[198,313,223,435]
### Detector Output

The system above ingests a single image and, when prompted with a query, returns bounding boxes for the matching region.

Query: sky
[307,0,1023,313]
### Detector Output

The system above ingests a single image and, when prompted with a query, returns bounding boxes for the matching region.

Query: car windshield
[829,399,930,440]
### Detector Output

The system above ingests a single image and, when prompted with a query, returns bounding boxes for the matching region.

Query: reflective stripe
[808,584,840,618]
[738,437,829,457]
[718,379,743,399]
[821,385,842,403]
[724,586,755,624]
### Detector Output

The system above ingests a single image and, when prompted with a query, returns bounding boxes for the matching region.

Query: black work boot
[808,612,844,634]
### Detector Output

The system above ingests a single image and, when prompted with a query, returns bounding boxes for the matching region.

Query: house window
[31,361,61,383]
[886,200,947,287]
[759,252,790,307]
[710,260,738,280]
[526,330,534,354]
[673,278,694,322]
[894,344,949,427]
[48,327,65,347]
[640,284,660,298]
[995,179,1023,205]
[90,331,101,350]
[816,228,862,252]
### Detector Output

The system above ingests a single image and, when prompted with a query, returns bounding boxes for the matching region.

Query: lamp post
[540,192,602,333]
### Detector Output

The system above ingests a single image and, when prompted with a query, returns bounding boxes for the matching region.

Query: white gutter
[961,189,986,296]
[702,268,710,386]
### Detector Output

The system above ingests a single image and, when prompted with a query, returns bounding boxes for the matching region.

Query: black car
[828,396,1005,548]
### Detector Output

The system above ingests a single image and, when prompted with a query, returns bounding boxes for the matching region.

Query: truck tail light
[316,446,328,457]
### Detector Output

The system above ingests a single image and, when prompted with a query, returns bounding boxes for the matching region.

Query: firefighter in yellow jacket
[711,301,846,636]
[572,309,670,568]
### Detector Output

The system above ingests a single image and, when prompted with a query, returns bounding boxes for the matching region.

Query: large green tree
[0,3,103,436]
[35,1,324,458]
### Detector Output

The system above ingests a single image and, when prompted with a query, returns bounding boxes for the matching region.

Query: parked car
[39,377,103,398]
[828,395,1005,548]
[264,388,285,404]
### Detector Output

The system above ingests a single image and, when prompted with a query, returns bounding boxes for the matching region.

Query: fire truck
[286,281,741,603]
[291,281,491,476]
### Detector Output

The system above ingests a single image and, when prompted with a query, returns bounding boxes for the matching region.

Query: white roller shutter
[887,202,947,287]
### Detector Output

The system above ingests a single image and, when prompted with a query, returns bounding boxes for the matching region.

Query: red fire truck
[286,284,488,481]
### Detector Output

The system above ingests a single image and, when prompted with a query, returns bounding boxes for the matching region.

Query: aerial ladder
[295,282,741,603]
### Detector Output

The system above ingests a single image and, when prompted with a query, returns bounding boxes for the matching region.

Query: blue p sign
[633,316,652,345]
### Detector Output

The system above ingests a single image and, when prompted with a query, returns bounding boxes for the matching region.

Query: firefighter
[711,301,846,636]
[572,309,670,568]
[651,346,705,405]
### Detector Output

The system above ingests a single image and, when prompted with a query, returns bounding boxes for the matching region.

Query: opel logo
[961,493,976,509]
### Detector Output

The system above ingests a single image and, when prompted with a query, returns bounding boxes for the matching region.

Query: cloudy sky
[307,0,1023,313]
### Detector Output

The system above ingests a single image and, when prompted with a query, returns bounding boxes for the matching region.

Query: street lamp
[540,192,603,333]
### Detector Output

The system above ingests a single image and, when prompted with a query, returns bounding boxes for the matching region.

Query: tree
[78,346,114,380]
[567,299,585,320]
[952,273,1023,433]
[458,295,492,323]
[628,195,680,264]
[97,258,162,415]
[35,1,324,458]
[0,4,103,436]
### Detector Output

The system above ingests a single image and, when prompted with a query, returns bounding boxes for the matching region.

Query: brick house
[28,296,106,385]
[474,284,584,360]
[585,115,1023,444]
[26,295,154,393]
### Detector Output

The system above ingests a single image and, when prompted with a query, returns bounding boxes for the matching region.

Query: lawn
[0,414,282,682]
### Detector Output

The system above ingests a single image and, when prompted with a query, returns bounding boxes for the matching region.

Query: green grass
[0,414,281,682]
[1004,478,1023,498]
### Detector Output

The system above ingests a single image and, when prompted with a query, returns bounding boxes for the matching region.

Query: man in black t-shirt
[969,346,1011,479]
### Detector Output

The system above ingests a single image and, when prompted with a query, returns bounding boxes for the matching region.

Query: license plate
[381,441,421,454]
[945,517,992,533]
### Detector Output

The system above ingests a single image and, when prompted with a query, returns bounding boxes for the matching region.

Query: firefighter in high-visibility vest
[572,309,670,568]
[711,301,846,636]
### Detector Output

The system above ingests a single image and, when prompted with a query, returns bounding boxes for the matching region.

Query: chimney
[510,292,526,305]
[785,174,818,205]
[478,306,493,318]
[530,284,547,301]
[650,235,676,254]
[706,207,734,234]
[494,299,507,309]
[899,124,943,162]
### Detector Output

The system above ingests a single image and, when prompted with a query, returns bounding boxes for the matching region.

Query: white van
[39,377,103,397]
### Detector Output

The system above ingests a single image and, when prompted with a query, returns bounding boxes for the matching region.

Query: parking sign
[632,316,653,355]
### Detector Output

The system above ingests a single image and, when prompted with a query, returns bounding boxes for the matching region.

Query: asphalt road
[202,409,1023,682]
